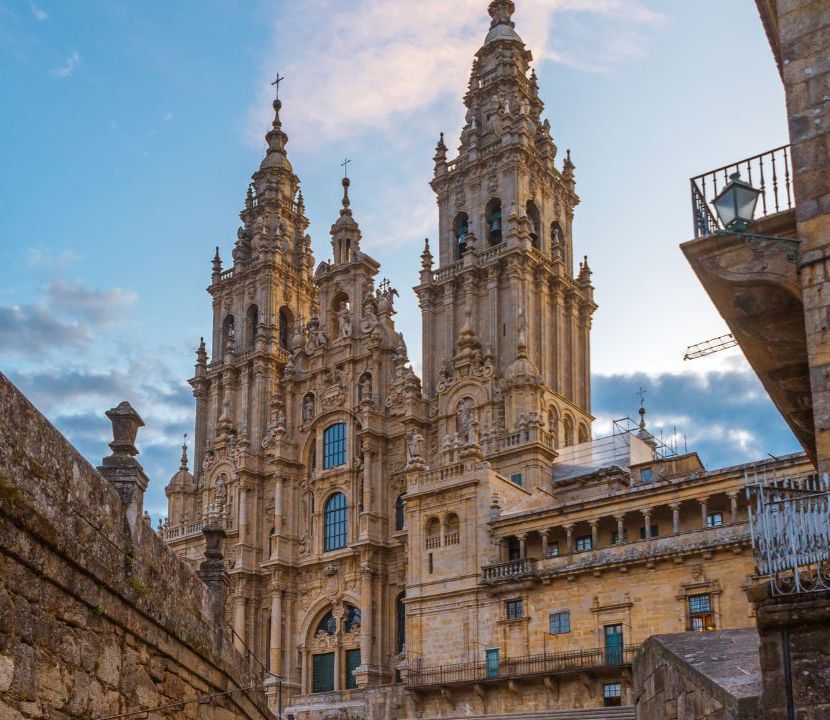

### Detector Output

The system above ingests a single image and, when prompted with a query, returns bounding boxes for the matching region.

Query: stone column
[642,509,652,539]
[699,497,709,528]
[274,474,284,532]
[670,502,681,535]
[358,565,374,685]
[238,481,248,545]
[589,520,598,549]
[270,586,283,676]
[565,525,574,554]
[300,644,307,693]
[518,533,527,559]
[362,441,373,515]
[728,492,739,523]
[615,515,625,544]
[283,590,294,681]
[541,530,549,557]
[233,588,246,652]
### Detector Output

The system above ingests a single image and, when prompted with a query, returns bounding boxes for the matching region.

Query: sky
[0,0,803,521]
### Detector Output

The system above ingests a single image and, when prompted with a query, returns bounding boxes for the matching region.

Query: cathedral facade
[163,2,810,718]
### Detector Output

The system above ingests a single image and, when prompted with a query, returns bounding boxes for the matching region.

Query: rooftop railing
[407,644,639,688]
[690,144,793,238]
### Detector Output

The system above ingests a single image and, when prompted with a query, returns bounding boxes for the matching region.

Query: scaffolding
[683,333,738,360]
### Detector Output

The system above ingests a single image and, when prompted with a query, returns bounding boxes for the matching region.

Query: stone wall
[633,630,762,720]
[0,372,272,719]
[754,589,830,720]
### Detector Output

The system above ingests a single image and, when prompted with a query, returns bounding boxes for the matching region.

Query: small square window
[639,525,659,539]
[688,593,714,631]
[510,473,523,486]
[549,611,570,635]
[603,682,622,707]
[640,468,653,483]
[575,535,593,552]
[506,599,523,620]
[546,540,560,557]
[706,512,723,528]
[688,593,712,614]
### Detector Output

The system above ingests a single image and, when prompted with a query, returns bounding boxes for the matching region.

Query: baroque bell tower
[416,0,597,470]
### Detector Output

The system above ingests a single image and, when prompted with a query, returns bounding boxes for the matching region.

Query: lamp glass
[712,172,761,230]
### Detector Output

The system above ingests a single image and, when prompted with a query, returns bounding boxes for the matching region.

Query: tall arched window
[396,593,406,654]
[563,416,575,447]
[344,604,361,633]
[485,198,502,246]
[394,493,406,532]
[278,307,292,350]
[548,407,560,448]
[425,517,440,549]
[453,212,469,259]
[323,423,347,468]
[526,200,541,249]
[324,492,347,551]
[444,513,460,545]
[317,611,337,636]
[245,304,259,348]
[578,423,589,444]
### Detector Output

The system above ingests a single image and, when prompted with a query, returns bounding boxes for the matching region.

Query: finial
[270,72,285,100]
[180,433,189,470]
[516,307,528,359]
[196,337,207,365]
[341,157,351,179]
[297,188,304,208]
[212,247,222,275]
[341,176,351,209]
[636,388,647,429]
[421,238,433,272]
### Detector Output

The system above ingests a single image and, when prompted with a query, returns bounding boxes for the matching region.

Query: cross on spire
[341,157,351,179]
[271,73,285,99]
[636,387,647,409]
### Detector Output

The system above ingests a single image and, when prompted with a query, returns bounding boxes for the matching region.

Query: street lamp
[712,172,761,232]
[711,171,800,263]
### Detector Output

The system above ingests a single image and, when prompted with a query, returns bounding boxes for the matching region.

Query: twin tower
[164,0,596,698]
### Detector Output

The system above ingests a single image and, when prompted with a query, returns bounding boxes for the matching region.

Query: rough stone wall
[633,630,762,720]
[754,589,830,720]
[776,0,830,472]
[0,372,272,719]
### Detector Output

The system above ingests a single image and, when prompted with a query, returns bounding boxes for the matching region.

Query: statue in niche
[457,398,475,445]
[358,373,372,403]
[406,431,424,465]
[337,303,352,338]
[215,474,227,507]
[302,394,315,423]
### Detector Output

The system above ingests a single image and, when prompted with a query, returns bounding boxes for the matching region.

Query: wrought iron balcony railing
[690,144,794,238]
[406,644,639,688]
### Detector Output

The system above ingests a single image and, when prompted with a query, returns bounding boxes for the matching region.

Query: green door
[604,624,623,665]
[485,648,500,678]
[312,652,335,693]
[345,648,361,689]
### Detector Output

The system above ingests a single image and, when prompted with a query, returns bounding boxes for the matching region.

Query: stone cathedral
[163,2,809,718]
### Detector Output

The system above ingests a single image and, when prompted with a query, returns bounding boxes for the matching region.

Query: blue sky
[0,0,802,519]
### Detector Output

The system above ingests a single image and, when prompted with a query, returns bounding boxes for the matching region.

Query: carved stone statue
[302,394,315,423]
[406,431,424,465]
[358,373,372,403]
[337,303,352,338]
[457,398,475,445]
[215,474,227,507]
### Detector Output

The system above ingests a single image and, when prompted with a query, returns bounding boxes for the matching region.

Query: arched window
[317,611,337,636]
[453,212,469,259]
[394,493,406,532]
[396,593,406,653]
[278,307,292,350]
[526,200,541,249]
[245,304,259,348]
[425,517,440,549]
[444,513,460,546]
[324,492,347,551]
[563,416,574,447]
[323,423,347,468]
[548,407,560,448]
[578,424,589,444]
[550,221,564,258]
[344,604,361,633]
[485,198,502,245]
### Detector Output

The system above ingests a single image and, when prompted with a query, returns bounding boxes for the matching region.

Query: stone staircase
[422,706,635,720]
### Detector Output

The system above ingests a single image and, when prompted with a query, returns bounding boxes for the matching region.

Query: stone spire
[330,175,362,265]
[260,96,292,171]
[488,0,515,28]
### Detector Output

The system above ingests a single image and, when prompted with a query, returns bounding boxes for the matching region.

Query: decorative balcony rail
[444,531,460,546]
[161,520,204,541]
[425,535,441,550]
[481,558,537,583]
[481,426,555,455]
[690,144,794,238]
[407,644,639,688]
[746,469,830,595]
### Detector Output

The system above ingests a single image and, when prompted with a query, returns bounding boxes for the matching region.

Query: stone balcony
[481,523,750,586]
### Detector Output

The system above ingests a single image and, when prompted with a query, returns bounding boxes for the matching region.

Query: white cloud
[26,247,80,275]
[28,0,48,21]
[52,50,80,78]
[246,0,662,149]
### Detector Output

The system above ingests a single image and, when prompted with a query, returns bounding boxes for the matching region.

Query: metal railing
[747,468,830,595]
[481,558,537,582]
[690,144,793,238]
[407,644,639,688]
